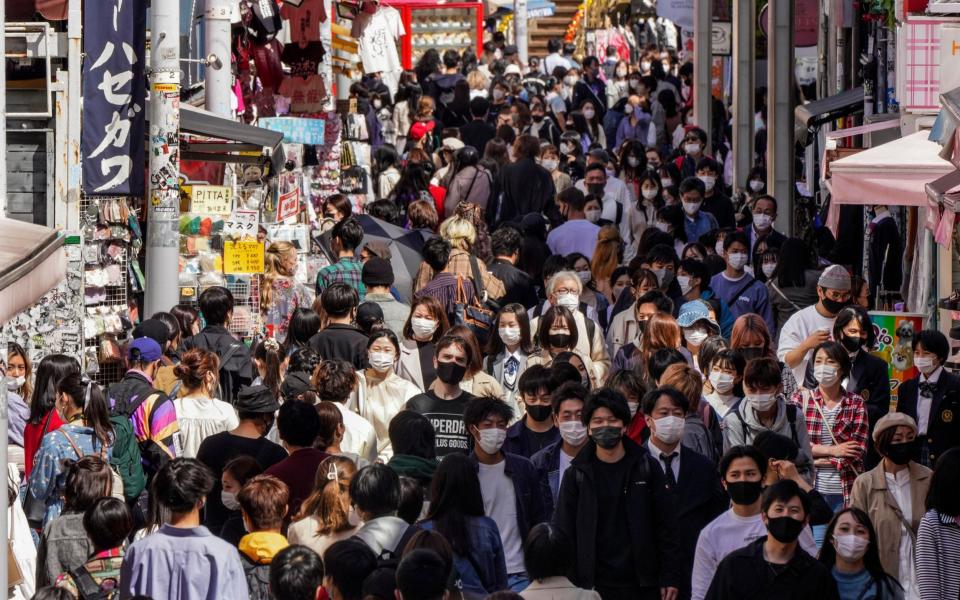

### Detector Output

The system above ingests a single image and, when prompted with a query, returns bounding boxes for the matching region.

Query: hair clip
[82,378,94,408]
[326,462,339,481]
[264,338,281,353]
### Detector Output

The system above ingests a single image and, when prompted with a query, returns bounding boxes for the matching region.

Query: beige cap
[872,412,918,443]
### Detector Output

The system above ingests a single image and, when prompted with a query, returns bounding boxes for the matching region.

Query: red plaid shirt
[789,387,868,505]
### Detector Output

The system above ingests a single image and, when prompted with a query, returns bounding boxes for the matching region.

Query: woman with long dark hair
[28,374,114,526]
[282,307,322,358]
[420,453,508,597]
[484,303,537,405]
[23,354,81,479]
[6,342,33,461]
[818,507,904,599]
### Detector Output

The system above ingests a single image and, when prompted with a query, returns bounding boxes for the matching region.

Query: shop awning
[0,218,65,324]
[795,87,865,130]
[925,168,960,212]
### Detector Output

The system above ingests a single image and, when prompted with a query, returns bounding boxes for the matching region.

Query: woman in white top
[353,329,421,461]
[287,455,363,558]
[173,348,239,458]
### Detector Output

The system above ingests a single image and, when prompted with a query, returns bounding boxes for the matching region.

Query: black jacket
[460,119,496,153]
[657,445,727,598]
[467,452,552,546]
[182,326,254,383]
[702,191,736,229]
[309,324,369,370]
[868,214,903,302]
[495,158,558,224]
[488,258,539,310]
[552,437,682,590]
[896,368,960,467]
[705,538,840,600]
[107,371,159,413]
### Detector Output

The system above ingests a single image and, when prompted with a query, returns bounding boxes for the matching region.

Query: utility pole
[767,0,795,236]
[731,0,755,196]
[204,0,232,117]
[0,0,6,219]
[515,0,528,65]
[693,0,712,153]
[145,0,181,316]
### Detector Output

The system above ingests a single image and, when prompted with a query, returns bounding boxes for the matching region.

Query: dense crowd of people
[4,35,960,600]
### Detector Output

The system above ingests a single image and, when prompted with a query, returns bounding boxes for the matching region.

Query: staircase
[527,0,581,60]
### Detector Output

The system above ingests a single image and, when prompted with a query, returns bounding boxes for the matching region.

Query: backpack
[68,565,118,600]
[733,399,800,447]
[192,333,247,405]
[108,413,147,501]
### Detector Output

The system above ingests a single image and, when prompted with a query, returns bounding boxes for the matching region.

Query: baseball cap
[676,300,720,330]
[128,337,163,363]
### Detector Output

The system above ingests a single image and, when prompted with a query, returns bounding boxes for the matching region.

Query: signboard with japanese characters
[259,117,326,146]
[81,0,147,195]
[191,186,234,215]
[224,210,260,237]
[224,241,266,274]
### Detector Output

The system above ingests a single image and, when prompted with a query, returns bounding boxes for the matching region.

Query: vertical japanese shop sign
[81,0,147,195]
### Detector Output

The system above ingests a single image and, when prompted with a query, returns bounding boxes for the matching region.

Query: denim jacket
[530,441,564,511]
[421,517,508,596]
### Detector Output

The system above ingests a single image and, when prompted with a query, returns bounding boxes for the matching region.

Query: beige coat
[520,577,601,600]
[350,369,423,461]
[849,461,932,579]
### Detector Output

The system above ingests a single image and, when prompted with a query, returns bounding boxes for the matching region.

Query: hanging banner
[81,0,147,196]
[868,312,926,409]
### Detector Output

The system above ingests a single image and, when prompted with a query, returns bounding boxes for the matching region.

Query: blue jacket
[684,210,718,243]
[530,441,564,511]
[421,517,508,596]
[709,272,775,334]
[468,452,552,547]
[503,420,560,460]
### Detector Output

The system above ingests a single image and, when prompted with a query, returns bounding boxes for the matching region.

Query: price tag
[223,240,265,274]
[224,210,259,237]
[191,186,233,215]
[277,189,300,223]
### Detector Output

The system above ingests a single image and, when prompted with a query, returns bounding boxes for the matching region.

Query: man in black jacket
[553,388,681,600]
[705,480,840,600]
[488,226,538,310]
[182,285,254,404]
[695,157,735,228]
[495,135,558,224]
[571,56,606,120]
[460,97,497,155]
[308,282,368,370]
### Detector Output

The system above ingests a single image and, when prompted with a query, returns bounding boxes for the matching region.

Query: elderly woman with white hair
[529,270,611,383]
[412,216,506,300]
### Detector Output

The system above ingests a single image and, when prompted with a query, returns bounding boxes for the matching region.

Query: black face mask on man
[436,360,467,385]
[766,515,805,543]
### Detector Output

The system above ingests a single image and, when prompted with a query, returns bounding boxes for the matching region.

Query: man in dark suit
[747,194,786,255]
[643,386,728,600]
[488,226,539,310]
[896,329,960,468]
[459,96,496,155]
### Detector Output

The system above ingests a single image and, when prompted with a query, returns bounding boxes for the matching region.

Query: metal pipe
[767,0,794,235]
[145,0,182,316]
[204,0,232,117]
[693,0,712,153]
[731,0,755,195]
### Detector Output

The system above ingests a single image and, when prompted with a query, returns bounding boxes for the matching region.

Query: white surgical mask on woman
[411,317,438,338]
[583,109,596,120]
[542,158,559,172]
[709,371,735,394]
[499,327,521,346]
[368,351,395,373]
[813,364,839,386]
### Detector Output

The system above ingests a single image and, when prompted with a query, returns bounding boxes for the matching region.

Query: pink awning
[0,218,65,324]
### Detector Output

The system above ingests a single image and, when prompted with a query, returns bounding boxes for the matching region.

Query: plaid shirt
[316,256,366,300]
[413,249,506,300]
[789,387,868,505]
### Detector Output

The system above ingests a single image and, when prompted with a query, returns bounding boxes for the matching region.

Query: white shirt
[646,440,681,482]
[174,395,240,459]
[691,509,818,600]
[917,366,942,435]
[334,402,378,465]
[478,459,525,574]
[885,468,919,600]
[776,304,836,382]
[704,391,740,420]
[543,52,572,75]
[350,7,404,74]
[574,177,634,224]
[546,219,601,259]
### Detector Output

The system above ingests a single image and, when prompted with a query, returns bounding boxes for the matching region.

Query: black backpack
[68,565,118,600]
[191,332,247,406]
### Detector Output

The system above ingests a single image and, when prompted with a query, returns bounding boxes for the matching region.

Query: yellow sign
[224,241,265,274]
[191,185,233,215]
[152,83,178,92]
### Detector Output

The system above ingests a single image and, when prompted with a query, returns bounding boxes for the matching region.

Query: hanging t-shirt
[350,6,405,75]
[405,390,476,456]
[281,0,327,43]
[278,75,326,114]
[281,41,325,78]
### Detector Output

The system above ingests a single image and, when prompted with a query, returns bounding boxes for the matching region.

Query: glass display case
[384,0,484,69]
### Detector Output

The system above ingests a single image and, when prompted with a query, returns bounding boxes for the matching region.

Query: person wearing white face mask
[397,297,449,391]
[538,144,572,192]
[643,386,728,600]
[485,305,537,408]
[748,195,785,254]
[615,95,652,149]
[694,157,735,228]
[792,341,868,547]
[894,329,960,469]
[571,251,611,326]
[723,357,816,484]
[530,382,589,509]
[703,349,745,420]
[710,231,776,335]
[677,300,721,371]
[820,508,905,600]
[679,177,719,243]
[466,396,550,592]
[353,330,422,461]
[676,258,735,338]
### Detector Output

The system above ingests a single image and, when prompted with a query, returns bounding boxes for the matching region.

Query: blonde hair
[261,241,297,312]
[590,225,621,287]
[660,362,703,412]
[416,96,436,120]
[466,70,487,91]
[296,455,358,535]
[439,216,476,251]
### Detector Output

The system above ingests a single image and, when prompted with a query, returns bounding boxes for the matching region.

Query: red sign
[759,0,818,48]
[277,189,300,223]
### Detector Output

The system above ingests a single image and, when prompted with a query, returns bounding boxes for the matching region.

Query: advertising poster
[868,312,925,408]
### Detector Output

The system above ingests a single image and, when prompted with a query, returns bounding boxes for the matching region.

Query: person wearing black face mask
[706,480,841,599]
[553,388,682,600]
[802,306,891,469]
[692,445,820,600]
[503,365,560,458]
[405,335,477,457]
[849,412,931,598]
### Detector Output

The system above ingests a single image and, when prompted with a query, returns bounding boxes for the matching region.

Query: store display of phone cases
[409,8,476,62]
